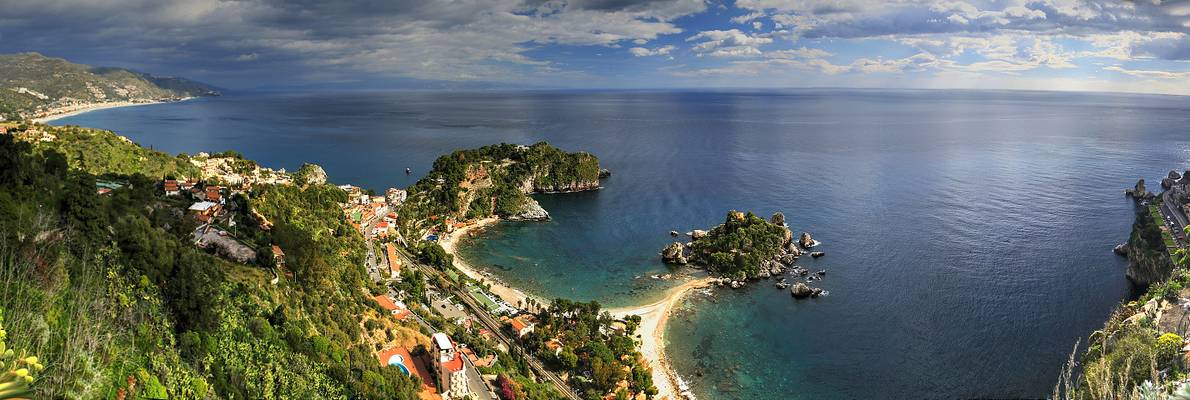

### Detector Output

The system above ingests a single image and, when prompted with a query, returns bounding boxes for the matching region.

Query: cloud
[1104,65,1190,80]
[687,29,773,57]
[629,45,677,57]
[0,0,707,85]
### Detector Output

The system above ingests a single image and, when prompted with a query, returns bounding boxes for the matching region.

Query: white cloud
[687,29,773,57]
[629,45,677,57]
[1104,65,1190,79]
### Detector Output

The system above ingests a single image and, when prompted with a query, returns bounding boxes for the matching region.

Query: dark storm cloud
[0,0,705,87]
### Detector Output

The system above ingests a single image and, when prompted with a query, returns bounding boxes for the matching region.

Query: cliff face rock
[1125,209,1174,285]
[506,197,550,221]
[527,177,601,193]
[295,163,328,186]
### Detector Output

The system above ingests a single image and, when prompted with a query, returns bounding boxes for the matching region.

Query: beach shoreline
[609,276,714,400]
[33,98,191,123]
[438,217,542,309]
[438,216,712,400]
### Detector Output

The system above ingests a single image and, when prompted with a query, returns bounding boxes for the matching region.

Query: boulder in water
[660,242,688,265]
[799,232,816,248]
[791,282,813,298]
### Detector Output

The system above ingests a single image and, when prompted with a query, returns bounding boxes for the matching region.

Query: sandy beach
[438,217,542,309]
[32,98,189,123]
[609,276,715,400]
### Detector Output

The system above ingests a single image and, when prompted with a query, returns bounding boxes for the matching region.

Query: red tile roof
[509,317,529,332]
[374,295,399,311]
[443,351,465,373]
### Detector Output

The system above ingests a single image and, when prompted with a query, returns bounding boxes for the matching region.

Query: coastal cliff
[398,142,603,234]
[1125,208,1174,285]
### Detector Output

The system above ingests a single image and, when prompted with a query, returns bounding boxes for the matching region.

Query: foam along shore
[438,217,713,400]
[33,98,191,123]
[608,276,715,400]
[437,217,542,309]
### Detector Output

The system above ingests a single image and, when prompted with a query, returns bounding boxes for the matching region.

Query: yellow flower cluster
[0,314,44,399]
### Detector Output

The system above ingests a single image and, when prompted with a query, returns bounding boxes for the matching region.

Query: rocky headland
[397,142,605,233]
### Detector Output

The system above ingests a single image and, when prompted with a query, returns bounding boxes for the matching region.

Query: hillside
[397,142,604,237]
[0,52,219,120]
[0,124,420,398]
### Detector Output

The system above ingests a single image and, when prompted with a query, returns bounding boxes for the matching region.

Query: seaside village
[102,150,603,400]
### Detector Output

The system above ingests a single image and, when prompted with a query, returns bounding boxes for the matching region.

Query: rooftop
[432,332,454,351]
[374,295,400,311]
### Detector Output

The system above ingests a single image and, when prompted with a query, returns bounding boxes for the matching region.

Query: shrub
[1156,332,1184,370]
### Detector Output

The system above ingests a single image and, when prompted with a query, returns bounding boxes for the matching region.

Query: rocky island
[662,210,828,298]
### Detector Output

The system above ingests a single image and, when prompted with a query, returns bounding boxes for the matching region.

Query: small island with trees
[661,210,828,298]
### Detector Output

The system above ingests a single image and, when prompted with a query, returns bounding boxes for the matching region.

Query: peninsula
[0,52,219,122]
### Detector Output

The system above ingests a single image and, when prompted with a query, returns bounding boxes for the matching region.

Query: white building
[431,332,470,399]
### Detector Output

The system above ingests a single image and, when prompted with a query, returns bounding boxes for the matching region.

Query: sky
[2,0,1190,94]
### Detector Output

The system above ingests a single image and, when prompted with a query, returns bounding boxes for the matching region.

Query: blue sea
[55,89,1190,399]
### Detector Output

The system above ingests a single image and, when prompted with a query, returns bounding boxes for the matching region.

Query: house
[546,339,564,356]
[205,186,223,202]
[431,332,470,399]
[374,294,402,314]
[385,243,402,277]
[163,179,180,196]
[509,315,535,338]
[373,221,390,239]
[386,188,407,205]
[179,179,197,191]
[188,201,222,222]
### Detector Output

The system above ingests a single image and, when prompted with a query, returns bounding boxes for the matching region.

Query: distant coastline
[33,97,193,123]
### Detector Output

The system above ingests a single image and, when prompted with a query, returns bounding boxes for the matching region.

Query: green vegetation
[521,299,655,400]
[1057,210,1190,399]
[397,142,601,237]
[6,123,199,178]
[689,210,790,278]
[0,132,419,398]
[0,52,218,118]
[1151,205,1178,249]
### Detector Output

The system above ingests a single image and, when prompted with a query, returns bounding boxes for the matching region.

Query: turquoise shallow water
[55,89,1190,398]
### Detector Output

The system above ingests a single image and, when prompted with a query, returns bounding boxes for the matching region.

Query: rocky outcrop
[1124,208,1174,285]
[1125,178,1154,200]
[661,242,688,265]
[691,229,707,240]
[507,198,550,221]
[295,163,328,186]
[1163,171,1182,189]
[799,232,816,248]
[791,282,822,299]
[770,212,786,226]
